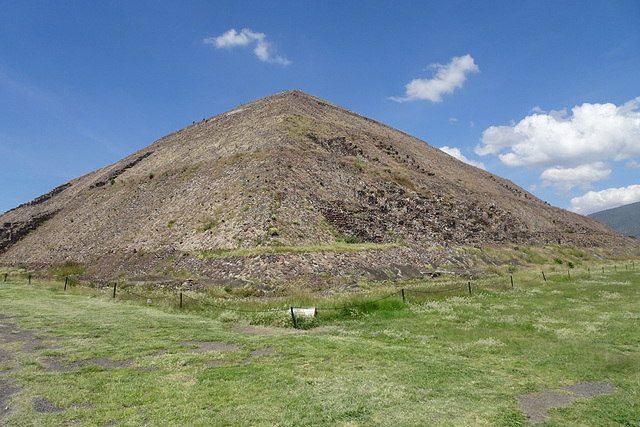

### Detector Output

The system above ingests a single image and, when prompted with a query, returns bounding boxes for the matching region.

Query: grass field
[0,265,639,426]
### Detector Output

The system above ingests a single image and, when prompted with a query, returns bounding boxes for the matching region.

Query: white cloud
[627,159,640,168]
[530,106,546,114]
[204,28,291,66]
[448,117,458,123]
[476,97,640,167]
[440,146,486,170]
[476,97,640,192]
[540,162,611,192]
[390,54,479,102]
[570,184,640,214]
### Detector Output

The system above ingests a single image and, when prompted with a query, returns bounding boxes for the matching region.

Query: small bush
[49,261,85,276]
[268,226,279,237]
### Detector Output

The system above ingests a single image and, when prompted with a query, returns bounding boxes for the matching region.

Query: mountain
[589,202,640,239]
[1,90,638,287]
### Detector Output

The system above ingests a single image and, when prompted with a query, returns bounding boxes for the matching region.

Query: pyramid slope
[1,90,637,283]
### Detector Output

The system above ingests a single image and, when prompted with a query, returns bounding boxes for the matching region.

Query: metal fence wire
[1,262,637,327]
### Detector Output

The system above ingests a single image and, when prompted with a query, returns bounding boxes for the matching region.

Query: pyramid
[1,90,637,286]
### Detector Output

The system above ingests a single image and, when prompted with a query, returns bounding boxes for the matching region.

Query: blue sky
[1,1,639,215]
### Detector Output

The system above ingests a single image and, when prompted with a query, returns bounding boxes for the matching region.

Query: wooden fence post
[113,283,117,298]
[401,289,405,302]
[290,307,297,329]
[64,276,68,291]
[541,271,547,284]
[510,275,514,288]
[180,292,183,309]
[468,282,472,296]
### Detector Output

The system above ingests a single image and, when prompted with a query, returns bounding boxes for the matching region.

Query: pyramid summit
[1,90,637,287]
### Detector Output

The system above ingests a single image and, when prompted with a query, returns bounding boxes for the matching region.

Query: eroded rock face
[1,90,637,283]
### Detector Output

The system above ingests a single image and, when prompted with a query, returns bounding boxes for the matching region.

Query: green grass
[0,265,639,426]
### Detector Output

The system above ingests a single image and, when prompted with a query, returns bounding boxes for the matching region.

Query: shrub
[49,261,85,276]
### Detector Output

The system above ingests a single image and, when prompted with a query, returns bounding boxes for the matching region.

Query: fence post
[468,282,472,296]
[510,275,514,288]
[64,276,68,291]
[588,267,590,277]
[541,271,547,284]
[602,266,605,274]
[113,283,117,298]
[290,307,297,329]
[180,292,183,309]
[401,289,405,303]
[28,273,31,285]
[567,269,570,280]
[3,273,6,282]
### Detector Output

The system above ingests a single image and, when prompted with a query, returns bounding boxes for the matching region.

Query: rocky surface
[1,90,638,286]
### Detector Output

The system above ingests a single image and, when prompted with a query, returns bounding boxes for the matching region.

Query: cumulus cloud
[476,97,640,192]
[570,184,640,214]
[391,54,479,102]
[440,146,486,170]
[541,162,611,192]
[204,28,291,66]
[477,97,640,167]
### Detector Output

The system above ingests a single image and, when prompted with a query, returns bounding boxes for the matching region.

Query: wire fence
[1,260,637,328]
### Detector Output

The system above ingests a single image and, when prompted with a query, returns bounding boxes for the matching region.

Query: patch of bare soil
[1,314,62,419]
[178,340,276,366]
[32,396,65,413]
[0,379,20,418]
[516,381,616,424]
[241,347,276,365]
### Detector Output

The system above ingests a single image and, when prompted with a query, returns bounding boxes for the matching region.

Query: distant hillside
[589,201,640,238]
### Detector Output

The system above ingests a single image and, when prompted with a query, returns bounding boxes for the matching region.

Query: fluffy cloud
[476,97,640,167]
[540,162,611,192]
[391,55,479,102]
[204,28,291,66]
[570,184,640,215]
[440,146,486,170]
[476,97,640,192]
